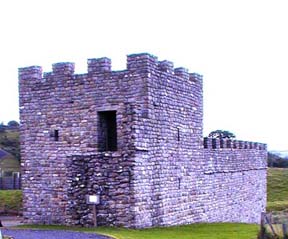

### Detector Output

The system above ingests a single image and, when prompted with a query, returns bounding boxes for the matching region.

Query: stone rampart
[204,137,267,150]
[203,138,267,224]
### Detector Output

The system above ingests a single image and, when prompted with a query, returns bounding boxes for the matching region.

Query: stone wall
[19,53,267,228]
[131,59,204,227]
[66,152,135,227]
[203,138,267,224]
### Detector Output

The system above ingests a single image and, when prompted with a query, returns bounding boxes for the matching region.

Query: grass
[0,154,19,170]
[0,190,22,214]
[267,168,288,212]
[0,129,19,142]
[262,168,288,239]
[18,223,259,239]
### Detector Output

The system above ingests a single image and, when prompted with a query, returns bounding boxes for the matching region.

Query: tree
[7,120,19,129]
[268,152,288,168]
[208,130,236,139]
[0,122,20,161]
[0,122,5,133]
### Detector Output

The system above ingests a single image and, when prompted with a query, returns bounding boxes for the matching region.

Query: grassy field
[19,223,259,239]
[265,168,288,238]
[267,168,288,212]
[0,129,19,142]
[0,128,20,160]
[0,154,19,171]
[0,190,22,214]
[92,223,258,239]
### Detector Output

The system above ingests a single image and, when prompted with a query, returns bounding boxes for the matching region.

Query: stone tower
[19,53,267,228]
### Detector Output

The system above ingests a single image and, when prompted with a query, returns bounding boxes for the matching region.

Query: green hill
[0,128,20,161]
[267,168,288,211]
[0,149,19,173]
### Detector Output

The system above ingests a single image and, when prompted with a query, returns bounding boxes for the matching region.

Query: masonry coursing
[19,53,267,228]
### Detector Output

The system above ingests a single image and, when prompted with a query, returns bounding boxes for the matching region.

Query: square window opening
[98,111,117,151]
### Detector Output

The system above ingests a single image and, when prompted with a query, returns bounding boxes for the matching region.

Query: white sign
[86,195,100,205]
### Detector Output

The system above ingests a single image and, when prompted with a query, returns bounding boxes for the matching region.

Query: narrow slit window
[98,111,117,151]
[203,137,208,148]
[178,177,181,189]
[54,130,59,141]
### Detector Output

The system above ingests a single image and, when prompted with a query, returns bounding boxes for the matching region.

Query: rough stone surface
[18,53,267,228]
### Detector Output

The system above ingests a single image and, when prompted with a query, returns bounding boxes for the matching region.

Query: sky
[0,0,287,151]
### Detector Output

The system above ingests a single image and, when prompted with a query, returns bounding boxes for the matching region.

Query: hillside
[0,128,20,161]
[267,168,288,211]
[270,150,288,159]
[0,149,19,171]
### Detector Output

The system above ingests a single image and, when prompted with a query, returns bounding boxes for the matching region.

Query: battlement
[18,66,42,80]
[88,57,111,74]
[52,62,75,75]
[203,137,267,150]
[18,53,202,82]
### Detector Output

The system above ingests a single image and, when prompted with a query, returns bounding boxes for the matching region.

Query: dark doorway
[98,111,117,151]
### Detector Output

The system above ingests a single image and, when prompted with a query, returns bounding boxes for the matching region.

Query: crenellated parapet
[158,60,174,73]
[189,72,203,83]
[18,66,42,80]
[127,53,158,72]
[88,57,111,74]
[18,53,202,85]
[52,62,75,75]
[203,137,267,150]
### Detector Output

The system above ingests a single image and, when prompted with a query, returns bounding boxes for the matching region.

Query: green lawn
[0,190,22,214]
[267,168,288,212]
[19,223,259,239]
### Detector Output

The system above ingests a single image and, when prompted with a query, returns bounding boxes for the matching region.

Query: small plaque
[86,195,100,205]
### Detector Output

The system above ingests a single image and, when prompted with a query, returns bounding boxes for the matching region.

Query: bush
[268,152,288,168]
[0,190,22,215]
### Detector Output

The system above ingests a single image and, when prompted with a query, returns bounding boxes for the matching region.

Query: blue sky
[0,0,287,150]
